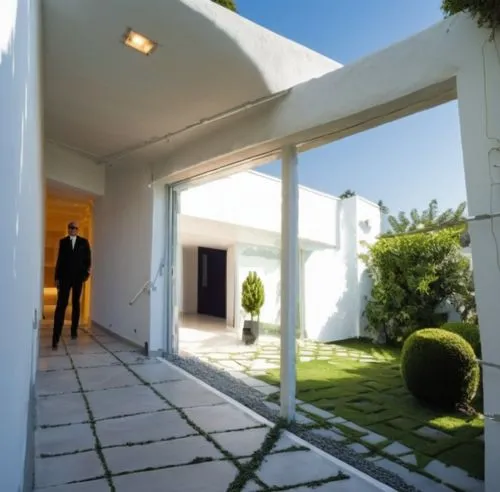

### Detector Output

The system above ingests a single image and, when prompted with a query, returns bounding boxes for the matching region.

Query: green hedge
[401,328,479,408]
[441,322,481,358]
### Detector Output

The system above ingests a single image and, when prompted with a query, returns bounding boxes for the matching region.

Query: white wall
[44,140,105,195]
[92,165,153,347]
[355,197,384,337]
[0,0,43,490]
[237,245,281,327]
[180,175,381,342]
[180,171,338,246]
[303,196,381,342]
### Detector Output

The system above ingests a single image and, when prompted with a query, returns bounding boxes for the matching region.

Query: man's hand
[55,280,60,289]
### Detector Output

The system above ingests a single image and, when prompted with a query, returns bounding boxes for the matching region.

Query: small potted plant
[241,271,265,345]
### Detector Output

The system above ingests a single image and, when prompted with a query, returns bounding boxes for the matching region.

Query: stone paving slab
[153,379,226,408]
[103,435,223,474]
[300,403,335,420]
[71,353,118,368]
[112,460,239,492]
[86,385,169,420]
[37,392,89,427]
[77,365,142,391]
[35,478,110,491]
[382,442,412,457]
[242,480,262,491]
[131,362,188,383]
[210,426,270,456]
[38,355,73,372]
[289,479,386,491]
[210,426,296,457]
[114,351,161,365]
[65,343,108,355]
[256,450,344,488]
[36,422,94,456]
[35,325,392,492]
[184,403,264,433]
[425,460,484,491]
[37,370,80,396]
[95,410,194,447]
[35,450,104,488]
[376,459,454,491]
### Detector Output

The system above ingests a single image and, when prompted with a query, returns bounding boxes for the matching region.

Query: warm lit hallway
[43,184,94,326]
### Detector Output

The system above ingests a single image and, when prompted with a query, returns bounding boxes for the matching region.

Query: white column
[280,145,299,421]
[457,37,500,491]
[0,0,43,491]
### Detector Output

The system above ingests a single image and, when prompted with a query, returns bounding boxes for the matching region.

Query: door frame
[164,184,180,355]
[163,155,279,355]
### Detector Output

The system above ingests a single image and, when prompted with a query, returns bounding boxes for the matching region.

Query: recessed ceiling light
[122,28,157,56]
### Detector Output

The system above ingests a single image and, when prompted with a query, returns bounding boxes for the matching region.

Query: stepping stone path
[182,335,485,492]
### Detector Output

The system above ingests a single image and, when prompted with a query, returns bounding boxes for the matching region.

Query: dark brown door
[197,247,227,319]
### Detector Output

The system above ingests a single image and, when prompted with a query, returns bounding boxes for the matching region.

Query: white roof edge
[183,0,343,90]
[247,169,341,201]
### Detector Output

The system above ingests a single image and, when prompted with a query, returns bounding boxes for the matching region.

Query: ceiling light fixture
[122,28,157,56]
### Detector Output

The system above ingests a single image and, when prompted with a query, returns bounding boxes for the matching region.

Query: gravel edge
[167,354,419,492]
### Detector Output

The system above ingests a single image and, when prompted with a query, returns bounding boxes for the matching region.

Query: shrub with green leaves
[361,228,474,344]
[442,0,500,34]
[241,271,265,321]
[441,322,482,357]
[211,0,237,12]
[401,328,480,408]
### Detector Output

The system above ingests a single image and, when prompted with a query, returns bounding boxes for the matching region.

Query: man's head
[68,222,79,237]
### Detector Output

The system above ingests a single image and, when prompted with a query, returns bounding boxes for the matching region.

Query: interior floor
[178,313,278,355]
[179,313,238,354]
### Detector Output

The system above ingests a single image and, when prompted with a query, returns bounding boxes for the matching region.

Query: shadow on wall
[318,282,355,342]
[358,269,372,337]
[146,0,285,169]
[316,208,360,342]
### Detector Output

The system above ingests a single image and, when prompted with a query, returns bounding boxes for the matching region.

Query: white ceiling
[42,0,339,167]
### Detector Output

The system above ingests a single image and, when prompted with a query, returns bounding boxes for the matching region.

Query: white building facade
[179,171,381,341]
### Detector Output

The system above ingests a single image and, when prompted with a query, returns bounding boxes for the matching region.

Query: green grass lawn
[259,339,484,480]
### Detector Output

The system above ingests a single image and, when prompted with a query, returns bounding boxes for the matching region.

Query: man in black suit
[52,221,92,349]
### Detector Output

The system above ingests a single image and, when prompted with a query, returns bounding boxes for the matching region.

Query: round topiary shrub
[401,328,480,409]
[441,322,481,358]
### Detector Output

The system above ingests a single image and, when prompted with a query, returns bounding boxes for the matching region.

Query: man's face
[68,223,79,237]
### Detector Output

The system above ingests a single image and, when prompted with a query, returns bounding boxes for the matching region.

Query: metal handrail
[129,280,152,306]
[128,260,165,306]
[478,359,500,371]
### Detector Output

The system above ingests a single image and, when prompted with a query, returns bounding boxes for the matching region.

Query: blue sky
[236,0,466,216]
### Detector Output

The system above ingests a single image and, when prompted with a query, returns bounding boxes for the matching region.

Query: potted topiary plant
[241,271,265,345]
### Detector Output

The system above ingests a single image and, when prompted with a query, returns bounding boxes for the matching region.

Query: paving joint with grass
[169,352,473,492]
[81,330,368,492]
[62,339,116,491]
[86,331,272,491]
[194,338,485,491]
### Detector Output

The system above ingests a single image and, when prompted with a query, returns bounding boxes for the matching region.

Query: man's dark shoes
[52,343,58,351]
[71,334,78,340]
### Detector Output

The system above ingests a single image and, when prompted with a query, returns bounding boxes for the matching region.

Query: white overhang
[42,0,340,167]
